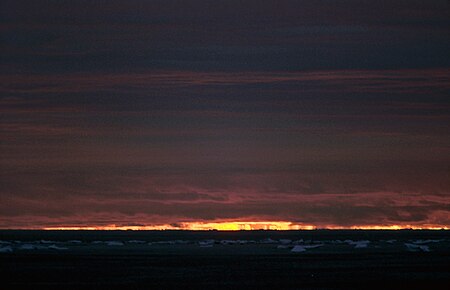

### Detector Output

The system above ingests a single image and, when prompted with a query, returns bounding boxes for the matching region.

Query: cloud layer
[1,1,449,228]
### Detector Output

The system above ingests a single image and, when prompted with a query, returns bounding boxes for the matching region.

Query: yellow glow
[43,221,315,231]
[176,221,315,231]
[42,222,448,231]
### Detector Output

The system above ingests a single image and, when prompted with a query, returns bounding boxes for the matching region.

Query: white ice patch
[67,240,82,244]
[331,240,344,244]
[199,240,215,247]
[128,240,146,244]
[40,240,56,244]
[303,244,324,249]
[152,241,177,245]
[412,239,444,244]
[279,239,292,244]
[404,243,430,252]
[106,241,124,246]
[0,246,13,253]
[345,240,370,249]
[174,240,189,244]
[260,238,276,244]
[220,240,236,245]
[354,243,369,249]
[291,245,307,253]
[48,244,68,250]
[19,244,36,250]
[292,239,304,245]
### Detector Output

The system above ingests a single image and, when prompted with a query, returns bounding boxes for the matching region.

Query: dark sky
[1,0,449,229]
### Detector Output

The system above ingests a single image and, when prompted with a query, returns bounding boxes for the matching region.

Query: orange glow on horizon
[41,221,449,231]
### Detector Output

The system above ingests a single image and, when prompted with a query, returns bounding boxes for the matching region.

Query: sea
[1,230,449,289]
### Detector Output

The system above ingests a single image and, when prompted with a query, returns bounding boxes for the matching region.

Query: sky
[1,0,449,229]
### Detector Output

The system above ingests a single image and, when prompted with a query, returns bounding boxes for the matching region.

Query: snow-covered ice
[345,240,370,249]
[303,244,324,249]
[128,240,146,244]
[40,240,56,244]
[199,240,215,247]
[291,245,307,253]
[404,243,430,252]
[19,244,36,250]
[260,238,276,244]
[106,241,124,246]
[412,239,444,244]
[48,244,68,250]
[292,239,304,245]
[331,240,344,244]
[68,240,82,244]
[290,244,323,252]
[220,240,236,245]
[279,239,292,244]
[0,246,13,253]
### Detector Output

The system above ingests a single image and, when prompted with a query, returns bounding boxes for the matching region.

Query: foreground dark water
[1,230,449,289]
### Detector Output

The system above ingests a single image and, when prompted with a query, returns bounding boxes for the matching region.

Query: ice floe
[0,246,13,253]
[404,243,430,252]
[199,240,215,247]
[220,240,236,245]
[290,243,324,253]
[303,244,324,249]
[127,240,146,244]
[331,240,345,244]
[174,240,190,244]
[48,244,68,250]
[40,240,56,244]
[345,240,370,249]
[291,245,307,253]
[67,240,82,244]
[279,239,292,244]
[19,244,37,250]
[260,238,277,244]
[106,241,124,246]
[151,240,178,245]
[412,239,444,244]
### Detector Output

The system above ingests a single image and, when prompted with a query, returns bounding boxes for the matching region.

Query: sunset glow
[42,222,449,231]
[1,0,449,231]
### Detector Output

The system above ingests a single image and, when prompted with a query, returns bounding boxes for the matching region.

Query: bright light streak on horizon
[40,222,449,231]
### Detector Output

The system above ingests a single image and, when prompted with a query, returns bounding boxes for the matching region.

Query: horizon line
[0,221,448,231]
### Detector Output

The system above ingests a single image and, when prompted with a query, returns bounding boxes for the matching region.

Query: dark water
[1,230,449,289]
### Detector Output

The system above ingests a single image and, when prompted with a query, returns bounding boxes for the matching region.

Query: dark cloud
[1,1,449,73]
